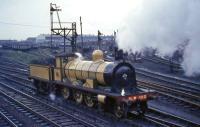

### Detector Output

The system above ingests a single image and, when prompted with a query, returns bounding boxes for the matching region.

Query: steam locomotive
[29,50,154,118]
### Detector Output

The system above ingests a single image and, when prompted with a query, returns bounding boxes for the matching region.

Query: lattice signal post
[50,3,77,53]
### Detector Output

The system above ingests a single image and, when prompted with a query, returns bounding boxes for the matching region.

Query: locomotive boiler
[65,50,136,94]
[29,50,154,118]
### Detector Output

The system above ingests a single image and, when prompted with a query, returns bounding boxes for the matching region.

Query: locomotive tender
[29,50,154,118]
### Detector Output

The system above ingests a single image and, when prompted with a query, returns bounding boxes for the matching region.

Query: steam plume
[75,52,83,60]
[49,93,56,101]
[117,0,200,76]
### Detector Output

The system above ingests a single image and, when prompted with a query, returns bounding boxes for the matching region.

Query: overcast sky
[0,0,135,40]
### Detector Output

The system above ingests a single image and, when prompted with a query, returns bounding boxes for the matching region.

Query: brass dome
[92,50,104,61]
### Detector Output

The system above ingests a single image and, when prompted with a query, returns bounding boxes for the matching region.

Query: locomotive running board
[52,80,156,100]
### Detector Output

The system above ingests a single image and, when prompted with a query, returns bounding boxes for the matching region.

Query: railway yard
[1,1,200,126]
[0,47,199,127]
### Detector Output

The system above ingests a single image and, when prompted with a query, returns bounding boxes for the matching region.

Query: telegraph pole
[50,3,54,48]
[64,27,66,52]
[80,16,83,53]
[98,30,102,49]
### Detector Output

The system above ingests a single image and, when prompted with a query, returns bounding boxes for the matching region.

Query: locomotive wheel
[73,90,83,104]
[114,103,128,118]
[114,105,124,118]
[40,82,50,94]
[84,94,95,108]
[62,88,70,100]
[38,82,46,93]
[33,80,40,92]
[137,101,147,116]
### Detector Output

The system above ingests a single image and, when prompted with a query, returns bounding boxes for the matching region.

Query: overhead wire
[0,21,48,28]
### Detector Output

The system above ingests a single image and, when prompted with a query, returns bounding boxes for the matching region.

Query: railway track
[0,69,32,89]
[145,107,200,127]
[0,61,28,70]
[0,65,28,76]
[0,59,28,67]
[138,80,200,108]
[0,57,28,68]
[153,56,181,66]
[136,68,200,93]
[0,59,164,127]
[1,57,200,127]
[0,75,138,127]
[136,67,200,109]
[4,69,199,127]
[0,94,47,127]
[0,81,108,127]
[142,56,182,70]
[0,109,18,127]
[136,77,200,126]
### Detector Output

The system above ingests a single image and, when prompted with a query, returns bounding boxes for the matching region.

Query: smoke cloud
[117,0,200,76]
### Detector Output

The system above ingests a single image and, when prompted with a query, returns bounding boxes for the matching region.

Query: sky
[0,0,135,40]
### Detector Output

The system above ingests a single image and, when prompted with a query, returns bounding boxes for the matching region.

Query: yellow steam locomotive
[29,50,154,118]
